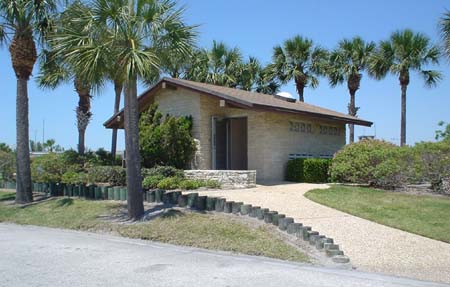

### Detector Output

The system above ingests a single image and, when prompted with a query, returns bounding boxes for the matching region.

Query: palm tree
[185,41,243,87]
[327,37,375,143]
[439,11,450,59]
[0,0,58,203]
[52,0,196,219]
[237,57,280,94]
[369,29,442,146]
[268,35,328,102]
[37,48,93,155]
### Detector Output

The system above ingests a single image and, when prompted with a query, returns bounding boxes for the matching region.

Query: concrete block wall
[153,87,347,182]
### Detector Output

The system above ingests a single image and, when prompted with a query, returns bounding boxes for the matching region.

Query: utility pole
[42,119,45,144]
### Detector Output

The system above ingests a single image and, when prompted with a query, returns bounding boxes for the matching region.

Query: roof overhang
[104,78,373,129]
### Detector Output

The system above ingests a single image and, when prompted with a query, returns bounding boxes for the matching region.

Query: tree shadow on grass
[0,193,15,202]
[54,198,74,207]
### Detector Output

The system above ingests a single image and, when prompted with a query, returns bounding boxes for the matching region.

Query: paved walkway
[193,183,450,284]
[1,223,448,287]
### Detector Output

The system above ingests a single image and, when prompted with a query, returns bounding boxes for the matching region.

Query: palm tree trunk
[15,77,33,203]
[124,76,144,219]
[76,93,91,155]
[75,77,92,155]
[348,90,356,143]
[400,84,407,146]
[111,81,122,160]
[295,80,305,102]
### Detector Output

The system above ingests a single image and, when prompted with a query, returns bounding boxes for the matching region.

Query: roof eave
[253,104,373,127]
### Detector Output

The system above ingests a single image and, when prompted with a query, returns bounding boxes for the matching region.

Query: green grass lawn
[305,185,450,243]
[0,191,308,262]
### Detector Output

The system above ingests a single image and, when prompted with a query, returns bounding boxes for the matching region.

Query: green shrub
[330,139,450,189]
[330,139,396,184]
[61,171,87,185]
[286,159,304,182]
[141,165,184,179]
[31,153,67,182]
[61,149,122,167]
[142,175,165,189]
[86,166,126,186]
[204,179,220,189]
[178,179,203,190]
[139,104,196,169]
[286,158,331,183]
[157,177,181,190]
[303,158,331,183]
[0,150,15,181]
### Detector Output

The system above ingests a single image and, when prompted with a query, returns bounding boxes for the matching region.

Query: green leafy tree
[0,0,58,203]
[139,104,195,169]
[0,143,12,153]
[435,121,450,141]
[369,29,442,146]
[268,35,328,102]
[327,37,375,143]
[43,139,55,152]
[52,0,196,219]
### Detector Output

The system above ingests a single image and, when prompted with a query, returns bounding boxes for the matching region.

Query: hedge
[286,158,331,183]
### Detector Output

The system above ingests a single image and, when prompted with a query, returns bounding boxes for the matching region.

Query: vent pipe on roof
[274,92,296,103]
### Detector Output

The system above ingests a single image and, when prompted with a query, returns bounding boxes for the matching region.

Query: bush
[330,139,396,184]
[157,177,181,190]
[286,158,331,183]
[142,175,165,189]
[61,149,122,167]
[86,166,126,186]
[303,159,331,183]
[61,171,87,185]
[286,159,304,182]
[0,150,15,181]
[139,104,196,169]
[141,165,184,179]
[31,153,67,182]
[330,139,450,189]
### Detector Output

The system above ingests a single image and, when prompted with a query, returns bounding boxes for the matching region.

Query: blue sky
[1,0,449,151]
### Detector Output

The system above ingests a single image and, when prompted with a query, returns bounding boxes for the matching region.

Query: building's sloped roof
[104,77,373,128]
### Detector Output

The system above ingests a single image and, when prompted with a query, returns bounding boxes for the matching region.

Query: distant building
[104,78,372,182]
[358,135,375,141]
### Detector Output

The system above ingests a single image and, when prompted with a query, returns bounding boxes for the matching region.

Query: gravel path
[193,183,450,284]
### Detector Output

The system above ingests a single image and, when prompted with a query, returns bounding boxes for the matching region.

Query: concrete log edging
[49,187,350,264]
[178,192,350,264]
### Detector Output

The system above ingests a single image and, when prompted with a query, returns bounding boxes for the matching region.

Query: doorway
[212,117,248,170]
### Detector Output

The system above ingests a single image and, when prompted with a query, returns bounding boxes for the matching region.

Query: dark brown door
[228,118,248,170]
[215,119,227,169]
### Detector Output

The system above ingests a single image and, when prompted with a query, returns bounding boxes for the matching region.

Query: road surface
[0,223,447,287]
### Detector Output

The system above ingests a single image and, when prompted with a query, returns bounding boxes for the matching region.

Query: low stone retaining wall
[184,170,257,189]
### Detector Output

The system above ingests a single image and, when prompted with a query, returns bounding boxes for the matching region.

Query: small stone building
[104,78,372,182]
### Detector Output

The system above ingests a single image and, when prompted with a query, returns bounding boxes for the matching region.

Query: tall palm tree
[52,0,196,219]
[439,11,450,60]
[185,41,243,87]
[0,0,58,203]
[369,29,441,146]
[327,37,375,143]
[37,48,93,155]
[268,35,328,102]
[237,57,280,94]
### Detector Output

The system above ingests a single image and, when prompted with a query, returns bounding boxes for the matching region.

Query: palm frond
[421,70,443,87]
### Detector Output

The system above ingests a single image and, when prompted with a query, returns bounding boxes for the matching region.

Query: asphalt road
[0,223,447,287]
